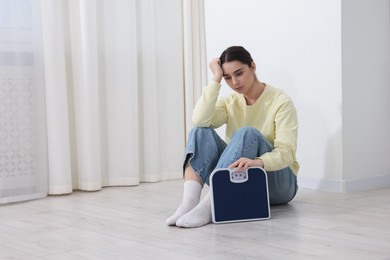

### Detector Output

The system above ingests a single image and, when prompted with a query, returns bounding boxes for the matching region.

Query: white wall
[204,0,390,191]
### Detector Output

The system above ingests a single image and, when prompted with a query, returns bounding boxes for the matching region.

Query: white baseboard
[298,174,390,192]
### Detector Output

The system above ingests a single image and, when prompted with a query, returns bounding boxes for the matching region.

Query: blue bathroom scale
[209,167,270,224]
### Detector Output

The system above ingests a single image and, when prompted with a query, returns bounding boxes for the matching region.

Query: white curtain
[41,0,207,195]
[0,0,206,201]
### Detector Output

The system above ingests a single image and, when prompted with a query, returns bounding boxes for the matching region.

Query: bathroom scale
[209,167,270,224]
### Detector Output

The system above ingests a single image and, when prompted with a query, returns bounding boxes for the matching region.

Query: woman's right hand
[209,58,223,83]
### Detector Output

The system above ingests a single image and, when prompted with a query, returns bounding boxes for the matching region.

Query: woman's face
[221,60,256,94]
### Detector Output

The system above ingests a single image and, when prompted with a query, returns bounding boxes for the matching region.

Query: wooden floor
[0,180,389,259]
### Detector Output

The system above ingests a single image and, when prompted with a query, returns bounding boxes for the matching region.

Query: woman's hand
[229,157,264,172]
[209,58,223,83]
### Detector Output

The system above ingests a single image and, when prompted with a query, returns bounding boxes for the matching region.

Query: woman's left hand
[229,158,264,172]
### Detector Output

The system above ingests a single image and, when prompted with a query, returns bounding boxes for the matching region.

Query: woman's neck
[244,81,266,105]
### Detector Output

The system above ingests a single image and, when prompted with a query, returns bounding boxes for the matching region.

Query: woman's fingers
[209,58,223,83]
[229,158,257,172]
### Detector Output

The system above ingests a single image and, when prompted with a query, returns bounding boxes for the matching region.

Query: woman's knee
[232,126,264,142]
[187,127,226,152]
[235,126,260,135]
[188,127,216,139]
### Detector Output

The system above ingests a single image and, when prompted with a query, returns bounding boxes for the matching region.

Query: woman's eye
[224,76,231,80]
[235,71,243,76]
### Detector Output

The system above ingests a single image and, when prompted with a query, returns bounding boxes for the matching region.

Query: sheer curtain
[0,0,206,202]
[0,0,47,203]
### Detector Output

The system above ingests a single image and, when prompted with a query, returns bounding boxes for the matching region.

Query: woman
[167,46,299,228]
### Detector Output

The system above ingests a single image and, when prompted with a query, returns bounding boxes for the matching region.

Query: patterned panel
[0,75,37,179]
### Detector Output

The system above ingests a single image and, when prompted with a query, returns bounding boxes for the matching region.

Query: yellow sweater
[192,80,299,175]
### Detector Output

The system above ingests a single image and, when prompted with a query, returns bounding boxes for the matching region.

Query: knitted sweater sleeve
[258,95,298,173]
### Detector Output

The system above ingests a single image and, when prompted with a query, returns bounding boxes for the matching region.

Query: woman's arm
[191,81,227,128]
[259,98,298,171]
[192,58,228,128]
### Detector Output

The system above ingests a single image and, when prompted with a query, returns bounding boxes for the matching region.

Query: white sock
[166,180,202,226]
[176,192,212,228]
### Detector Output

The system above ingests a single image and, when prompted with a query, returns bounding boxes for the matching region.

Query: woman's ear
[251,61,256,72]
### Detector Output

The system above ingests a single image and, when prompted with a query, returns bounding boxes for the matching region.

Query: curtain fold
[98,0,140,187]
[40,0,73,194]
[136,0,161,182]
[183,0,208,136]
[68,0,103,191]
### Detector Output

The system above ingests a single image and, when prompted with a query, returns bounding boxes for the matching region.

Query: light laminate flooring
[0,180,389,260]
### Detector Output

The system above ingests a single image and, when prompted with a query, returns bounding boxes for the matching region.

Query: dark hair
[219,46,254,67]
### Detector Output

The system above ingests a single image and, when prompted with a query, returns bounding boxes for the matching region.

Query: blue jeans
[184,127,298,205]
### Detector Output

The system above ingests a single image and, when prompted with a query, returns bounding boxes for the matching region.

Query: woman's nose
[232,77,239,85]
